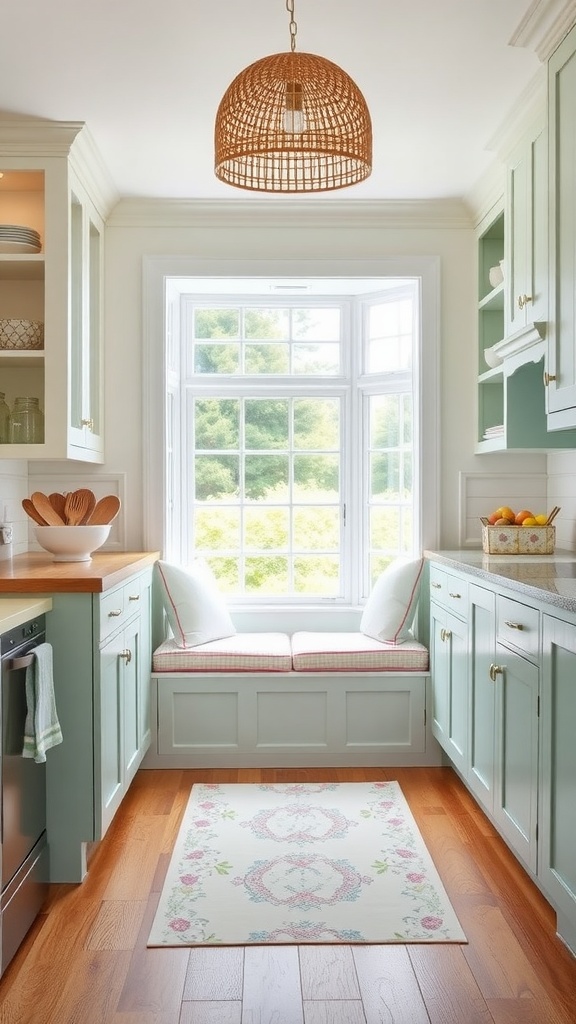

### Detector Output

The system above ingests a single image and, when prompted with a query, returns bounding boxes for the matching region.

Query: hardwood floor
[1,766,575,1023]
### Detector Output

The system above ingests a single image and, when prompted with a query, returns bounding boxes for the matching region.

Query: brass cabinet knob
[543,371,557,386]
[489,663,503,682]
[81,418,94,431]
[517,294,533,310]
[119,649,132,663]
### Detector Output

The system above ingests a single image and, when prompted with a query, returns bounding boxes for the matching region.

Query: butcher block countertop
[0,551,159,594]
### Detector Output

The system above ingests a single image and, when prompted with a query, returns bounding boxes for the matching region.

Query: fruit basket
[481,523,555,555]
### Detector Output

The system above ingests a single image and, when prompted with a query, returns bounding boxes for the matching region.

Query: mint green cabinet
[540,613,576,954]
[468,584,496,812]
[429,566,468,773]
[546,22,576,429]
[44,566,152,882]
[504,121,548,339]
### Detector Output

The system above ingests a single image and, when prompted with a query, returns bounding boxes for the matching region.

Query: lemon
[522,517,538,526]
[535,514,548,525]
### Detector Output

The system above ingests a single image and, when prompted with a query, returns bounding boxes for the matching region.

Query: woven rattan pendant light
[214,0,372,193]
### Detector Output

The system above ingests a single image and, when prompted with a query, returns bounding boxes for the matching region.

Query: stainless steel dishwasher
[0,614,48,975]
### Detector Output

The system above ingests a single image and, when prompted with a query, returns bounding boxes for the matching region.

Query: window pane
[245,308,289,340]
[245,343,289,374]
[294,507,340,550]
[194,343,239,374]
[245,399,289,449]
[246,556,289,593]
[195,398,239,449]
[194,455,239,500]
[245,454,289,500]
[295,555,340,593]
[205,556,239,593]
[194,308,239,338]
[366,297,413,372]
[294,398,339,449]
[294,454,339,501]
[293,343,340,375]
[194,508,240,549]
[370,506,400,553]
[293,308,340,341]
[244,507,289,550]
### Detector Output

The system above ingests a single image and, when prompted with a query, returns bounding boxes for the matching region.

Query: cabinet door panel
[468,587,496,812]
[540,615,576,928]
[123,617,140,783]
[494,643,538,872]
[99,632,123,837]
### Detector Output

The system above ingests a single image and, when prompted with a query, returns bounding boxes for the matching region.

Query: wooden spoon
[64,489,92,525]
[86,494,121,525]
[49,492,67,519]
[22,497,49,526]
[78,488,96,524]
[31,491,66,525]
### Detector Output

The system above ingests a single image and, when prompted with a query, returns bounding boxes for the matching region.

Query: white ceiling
[0,0,560,202]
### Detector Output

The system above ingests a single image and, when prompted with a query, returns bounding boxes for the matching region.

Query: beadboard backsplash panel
[546,451,576,552]
[0,459,30,558]
[459,471,549,548]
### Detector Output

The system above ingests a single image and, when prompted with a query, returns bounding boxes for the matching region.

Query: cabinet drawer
[429,565,468,617]
[99,577,144,642]
[497,595,540,662]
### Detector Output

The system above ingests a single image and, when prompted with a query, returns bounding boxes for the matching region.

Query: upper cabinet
[546,22,576,430]
[0,122,115,462]
[475,97,576,452]
[504,122,548,340]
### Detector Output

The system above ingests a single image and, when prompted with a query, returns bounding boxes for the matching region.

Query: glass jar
[9,396,44,444]
[0,392,10,443]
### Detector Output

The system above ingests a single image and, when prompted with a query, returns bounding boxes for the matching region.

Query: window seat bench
[143,631,442,769]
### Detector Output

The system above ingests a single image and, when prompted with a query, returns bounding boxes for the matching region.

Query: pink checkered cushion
[291,632,429,672]
[153,632,292,672]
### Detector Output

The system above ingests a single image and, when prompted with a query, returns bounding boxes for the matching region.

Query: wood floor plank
[85,898,148,950]
[461,902,551,1000]
[116,895,190,1014]
[180,1001,243,1024]
[183,946,244,1000]
[303,1000,366,1024]
[242,946,304,1024]
[299,945,360,1000]
[408,944,493,1024]
[352,945,430,1024]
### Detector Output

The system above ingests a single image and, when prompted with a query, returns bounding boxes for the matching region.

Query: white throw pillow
[360,556,424,644]
[155,559,236,648]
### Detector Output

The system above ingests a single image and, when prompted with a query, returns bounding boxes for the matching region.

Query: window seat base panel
[143,670,442,769]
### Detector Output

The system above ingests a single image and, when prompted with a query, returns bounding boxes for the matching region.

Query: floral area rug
[147,781,466,947]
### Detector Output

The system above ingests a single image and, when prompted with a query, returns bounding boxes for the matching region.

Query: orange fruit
[495,506,515,521]
[521,517,538,526]
[514,509,533,524]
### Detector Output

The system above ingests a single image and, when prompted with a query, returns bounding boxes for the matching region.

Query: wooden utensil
[75,488,96,524]
[22,497,49,526]
[64,489,92,525]
[30,491,66,525]
[86,494,121,525]
[546,506,561,525]
[49,492,67,519]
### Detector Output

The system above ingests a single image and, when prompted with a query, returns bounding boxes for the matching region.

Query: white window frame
[143,256,441,611]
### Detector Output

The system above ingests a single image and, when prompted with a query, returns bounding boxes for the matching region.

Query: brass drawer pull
[489,663,503,682]
[449,592,461,599]
[128,594,140,601]
[431,582,442,589]
[504,620,524,630]
[108,608,122,618]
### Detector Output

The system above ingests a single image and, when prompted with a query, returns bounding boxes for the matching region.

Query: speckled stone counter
[425,549,576,615]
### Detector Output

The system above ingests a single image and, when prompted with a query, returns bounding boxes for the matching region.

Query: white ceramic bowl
[488,265,504,288]
[34,524,111,562]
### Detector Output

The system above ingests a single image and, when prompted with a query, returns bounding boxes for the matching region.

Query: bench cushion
[153,632,292,672]
[291,632,429,672]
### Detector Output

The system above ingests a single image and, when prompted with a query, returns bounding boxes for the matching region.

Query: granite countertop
[0,551,159,593]
[425,549,576,614]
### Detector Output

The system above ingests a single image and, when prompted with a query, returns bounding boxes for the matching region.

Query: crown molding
[106,197,472,230]
[69,126,120,219]
[510,0,576,60]
[0,118,84,155]
[464,160,506,229]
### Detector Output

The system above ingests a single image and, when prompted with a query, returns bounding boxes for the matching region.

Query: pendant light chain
[286,0,297,52]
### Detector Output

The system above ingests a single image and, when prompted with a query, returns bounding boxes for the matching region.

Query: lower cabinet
[45,566,153,882]
[429,558,576,955]
[430,600,468,774]
[540,613,576,953]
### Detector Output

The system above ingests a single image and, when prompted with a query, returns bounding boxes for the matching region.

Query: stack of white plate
[0,224,42,254]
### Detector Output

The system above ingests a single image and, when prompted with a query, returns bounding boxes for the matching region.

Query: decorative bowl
[0,318,44,350]
[34,524,111,562]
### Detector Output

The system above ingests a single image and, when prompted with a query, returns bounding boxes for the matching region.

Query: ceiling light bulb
[283,81,306,133]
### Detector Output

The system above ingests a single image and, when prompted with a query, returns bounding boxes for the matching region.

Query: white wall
[97,199,547,552]
[16,198,558,554]
[0,459,30,559]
